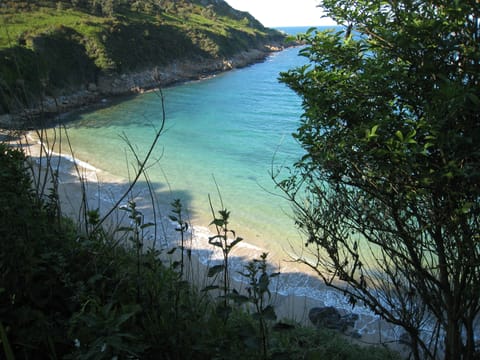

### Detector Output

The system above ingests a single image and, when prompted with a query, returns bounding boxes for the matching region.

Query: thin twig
[93,89,166,232]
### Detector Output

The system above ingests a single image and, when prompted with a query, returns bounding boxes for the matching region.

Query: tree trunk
[445,318,463,360]
[464,316,476,360]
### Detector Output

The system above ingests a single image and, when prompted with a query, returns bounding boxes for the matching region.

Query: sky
[224,0,336,27]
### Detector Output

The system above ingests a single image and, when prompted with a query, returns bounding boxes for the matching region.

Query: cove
[57,43,308,263]
[41,26,387,323]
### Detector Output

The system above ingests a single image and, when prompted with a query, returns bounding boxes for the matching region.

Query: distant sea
[50,26,363,303]
[276,26,322,34]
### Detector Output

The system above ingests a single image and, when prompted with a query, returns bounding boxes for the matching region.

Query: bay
[36,25,399,338]
[53,26,344,277]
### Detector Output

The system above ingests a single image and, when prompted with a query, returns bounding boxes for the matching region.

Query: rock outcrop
[308,307,360,338]
[2,43,285,126]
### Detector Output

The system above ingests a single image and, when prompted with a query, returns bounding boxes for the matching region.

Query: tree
[276,1,480,359]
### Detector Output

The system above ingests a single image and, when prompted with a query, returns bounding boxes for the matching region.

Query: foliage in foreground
[0,142,401,359]
[278,1,479,359]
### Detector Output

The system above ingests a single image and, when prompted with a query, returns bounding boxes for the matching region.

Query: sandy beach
[3,128,407,355]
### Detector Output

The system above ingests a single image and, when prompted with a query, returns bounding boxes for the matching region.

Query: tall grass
[0,126,402,360]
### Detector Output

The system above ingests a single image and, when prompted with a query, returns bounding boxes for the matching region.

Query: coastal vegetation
[0,0,285,115]
[2,0,478,359]
[277,1,480,359]
[0,136,402,358]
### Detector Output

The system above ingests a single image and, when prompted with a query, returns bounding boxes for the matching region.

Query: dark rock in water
[308,307,360,335]
[309,307,342,330]
[348,330,362,339]
[341,313,359,328]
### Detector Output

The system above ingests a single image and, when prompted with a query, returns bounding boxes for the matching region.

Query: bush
[0,143,401,359]
[0,143,78,356]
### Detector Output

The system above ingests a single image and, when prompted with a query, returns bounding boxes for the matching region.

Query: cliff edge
[0,0,287,120]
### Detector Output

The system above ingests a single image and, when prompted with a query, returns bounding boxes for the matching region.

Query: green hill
[0,0,286,115]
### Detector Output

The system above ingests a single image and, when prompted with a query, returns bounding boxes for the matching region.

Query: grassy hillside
[0,0,285,114]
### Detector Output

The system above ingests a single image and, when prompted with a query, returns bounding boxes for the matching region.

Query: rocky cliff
[0,0,287,120]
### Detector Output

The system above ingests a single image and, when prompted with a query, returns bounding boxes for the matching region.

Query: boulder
[341,313,359,328]
[309,307,342,330]
[308,307,359,333]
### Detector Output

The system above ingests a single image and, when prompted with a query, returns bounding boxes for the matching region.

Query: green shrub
[0,143,78,357]
[0,143,401,359]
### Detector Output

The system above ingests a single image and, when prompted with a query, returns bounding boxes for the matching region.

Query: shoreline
[1,40,406,352]
[0,42,291,129]
[3,130,406,355]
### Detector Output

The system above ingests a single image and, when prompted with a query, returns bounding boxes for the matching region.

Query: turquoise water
[61,46,303,259]
[57,27,337,262]
[47,27,394,324]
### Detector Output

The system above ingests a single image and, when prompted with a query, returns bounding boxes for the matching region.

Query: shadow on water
[24,148,195,237]
[188,248,329,301]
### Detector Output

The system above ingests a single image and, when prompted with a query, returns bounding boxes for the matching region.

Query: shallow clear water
[59,43,312,261]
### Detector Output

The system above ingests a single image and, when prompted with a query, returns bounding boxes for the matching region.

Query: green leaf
[229,237,243,248]
[115,308,138,327]
[210,218,225,227]
[141,222,155,229]
[202,285,220,292]
[227,292,249,304]
[259,273,270,294]
[116,226,133,232]
[218,209,230,219]
[460,202,473,214]
[467,92,480,105]
[208,235,225,248]
[406,129,417,144]
[366,124,379,140]
[211,241,223,248]
[443,171,454,179]
[285,35,296,42]
[207,264,225,277]
[261,305,277,321]
[395,130,404,141]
